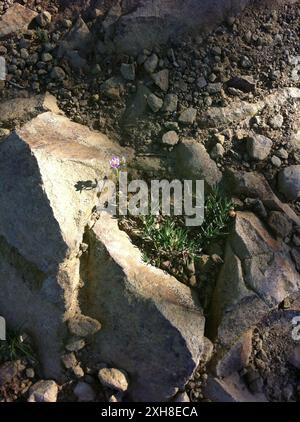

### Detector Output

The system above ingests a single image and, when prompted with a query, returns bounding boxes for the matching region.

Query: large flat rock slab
[81,212,205,401]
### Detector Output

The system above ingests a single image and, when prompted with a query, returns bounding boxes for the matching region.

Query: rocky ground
[1,0,300,402]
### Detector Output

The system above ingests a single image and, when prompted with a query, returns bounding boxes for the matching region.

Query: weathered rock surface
[98,368,129,392]
[199,87,300,128]
[0,3,37,39]
[204,373,266,402]
[28,380,58,403]
[79,212,205,401]
[278,165,300,201]
[0,93,62,127]
[211,212,300,348]
[110,0,251,53]
[172,139,222,187]
[246,134,273,161]
[0,361,25,386]
[0,111,131,378]
[57,17,92,69]
[223,169,300,226]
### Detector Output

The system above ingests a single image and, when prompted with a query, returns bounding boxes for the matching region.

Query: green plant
[0,329,35,363]
[36,28,49,44]
[196,188,233,248]
[119,187,233,283]
[139,215,198,267]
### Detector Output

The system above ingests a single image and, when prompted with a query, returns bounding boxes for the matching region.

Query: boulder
[0,111,131,378]
[223,169,300,226]
[79,212,205,401]
[246,134,273,161]
[211,212,300,348]
[111,0,250,53]
[0,3,37,39]
[172,139,222,187]
[57,17,92,69]
[0,93,62,128]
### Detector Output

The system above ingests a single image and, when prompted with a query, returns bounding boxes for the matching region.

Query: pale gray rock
[162,130,179,146]
[269,114,284,129]
[98,367,129,392]
[28,380,58,402]
[246,134,272,161]
[179,108,197,125]
[278,165,300,201]
[197,76,208,89]
[199,87,300,128]
[289,130,300,152]
[271,155,282,167]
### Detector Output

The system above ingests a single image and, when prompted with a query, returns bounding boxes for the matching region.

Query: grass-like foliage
[140,215,198,267]
[0,329,35,363]
[120,188,233,282]
[196,188,234,249]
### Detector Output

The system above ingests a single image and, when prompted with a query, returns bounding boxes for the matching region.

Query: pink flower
[109,156,121,169]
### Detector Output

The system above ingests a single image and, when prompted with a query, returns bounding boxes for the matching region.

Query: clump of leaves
[140,215,198,268]
[196,188,233,248]
[120,188,234,284]
[0,329,35,364]
[36,28,49,43]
